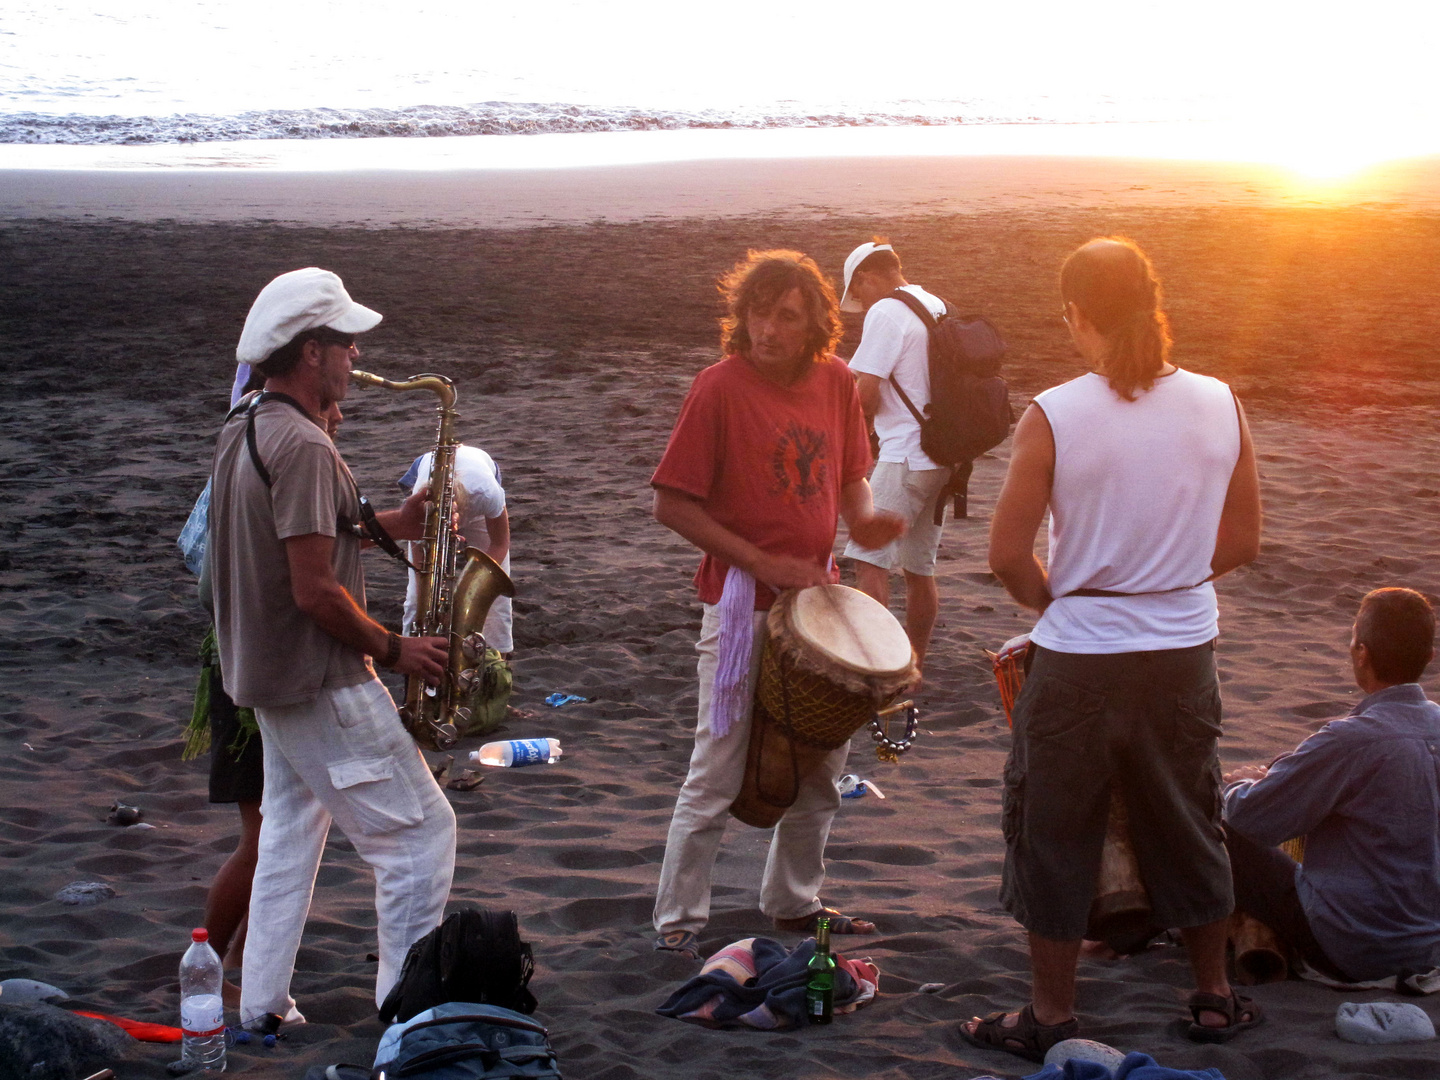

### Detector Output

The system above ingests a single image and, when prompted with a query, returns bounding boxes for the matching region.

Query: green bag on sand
[459,647,513,738]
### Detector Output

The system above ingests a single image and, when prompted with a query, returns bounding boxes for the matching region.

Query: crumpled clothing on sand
[656,936,879,1030]
[1294,959,1440,995]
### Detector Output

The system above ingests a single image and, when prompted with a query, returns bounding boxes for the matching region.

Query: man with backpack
[839,240,954,679]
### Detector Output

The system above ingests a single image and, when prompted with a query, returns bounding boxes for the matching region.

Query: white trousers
[240,677,456,1024]
[653,605,847,936]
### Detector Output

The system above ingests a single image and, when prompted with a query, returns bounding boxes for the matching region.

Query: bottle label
[810,996,824,1016]
[181,993,224,1036]
[508,738,551,766]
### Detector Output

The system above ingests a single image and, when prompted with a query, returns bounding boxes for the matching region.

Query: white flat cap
[840,242,894,314]
[236,267,382,365]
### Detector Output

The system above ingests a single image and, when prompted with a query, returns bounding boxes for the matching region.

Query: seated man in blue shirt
[1223,587,1440,983]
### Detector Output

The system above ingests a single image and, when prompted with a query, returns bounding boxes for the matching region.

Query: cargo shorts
[843,460,950,576]
[998,641,1234,940]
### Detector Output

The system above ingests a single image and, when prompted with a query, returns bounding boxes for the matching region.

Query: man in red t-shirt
[651,250,905,960]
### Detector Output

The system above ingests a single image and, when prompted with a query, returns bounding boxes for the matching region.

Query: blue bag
[177,480,211,576]
[374,1002,560,1078]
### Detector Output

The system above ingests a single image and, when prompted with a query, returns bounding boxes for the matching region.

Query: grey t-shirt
[209,397,373,708]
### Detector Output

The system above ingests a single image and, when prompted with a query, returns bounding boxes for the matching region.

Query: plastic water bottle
[179,928,226,1072]
[470,738,562,767]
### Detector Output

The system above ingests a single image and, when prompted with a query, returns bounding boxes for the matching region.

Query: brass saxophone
[350,369,516,752]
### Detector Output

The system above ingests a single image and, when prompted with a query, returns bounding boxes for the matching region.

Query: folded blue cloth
[1025,1052,1226,1080]
[544,692,591,707]
[1335,1001,1435,1044]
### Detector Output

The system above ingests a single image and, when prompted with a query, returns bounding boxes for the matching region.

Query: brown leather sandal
[772,906,876,934]
[1186,989,1264,1043]
[961,1004,1080,1063]
[654,930,701,961]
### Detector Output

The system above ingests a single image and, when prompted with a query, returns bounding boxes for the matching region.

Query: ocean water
[0,0,1265,145]
[2,0,1435,176]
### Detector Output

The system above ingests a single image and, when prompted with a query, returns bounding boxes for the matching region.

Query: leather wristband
[380,631,403,669]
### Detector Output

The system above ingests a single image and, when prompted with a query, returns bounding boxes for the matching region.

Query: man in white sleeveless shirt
[965,238,1262,1062]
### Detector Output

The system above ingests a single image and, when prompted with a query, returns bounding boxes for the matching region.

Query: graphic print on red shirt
[770,420,832,503]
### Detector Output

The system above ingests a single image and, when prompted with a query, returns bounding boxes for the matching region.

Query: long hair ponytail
[1060,237,1171,401]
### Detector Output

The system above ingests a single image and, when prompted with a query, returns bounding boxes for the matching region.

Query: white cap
[236,267,382,365]
[840,242,894,313]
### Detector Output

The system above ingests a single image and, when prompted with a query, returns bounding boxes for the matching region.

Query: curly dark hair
[718,250,841,365]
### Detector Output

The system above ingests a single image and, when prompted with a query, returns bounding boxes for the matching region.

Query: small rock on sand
[0,979,68,1004]
[1045,1038,1127,1069]
[54,881,116,906]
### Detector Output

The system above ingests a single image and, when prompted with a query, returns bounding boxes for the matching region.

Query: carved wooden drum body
[730,586,917,829]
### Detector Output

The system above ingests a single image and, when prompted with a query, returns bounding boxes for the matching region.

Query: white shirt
[402,445,513,653]
[1031,369,1240,654]
[848,285,947,470]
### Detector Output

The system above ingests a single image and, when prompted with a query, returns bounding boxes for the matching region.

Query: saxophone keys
[461,632,488,661]
[430,721,460,751]
[455,667,481,694]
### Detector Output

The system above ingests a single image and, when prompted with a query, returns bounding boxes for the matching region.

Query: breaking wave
[0,100,1069,146]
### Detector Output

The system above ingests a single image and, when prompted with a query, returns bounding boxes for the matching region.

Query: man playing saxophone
[208,267,456,1032]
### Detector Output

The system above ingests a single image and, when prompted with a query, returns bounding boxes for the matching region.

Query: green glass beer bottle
[805,915,835,1025]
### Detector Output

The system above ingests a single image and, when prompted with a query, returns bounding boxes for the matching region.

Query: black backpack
[380,907,537,1025]
[884,289,1012,523]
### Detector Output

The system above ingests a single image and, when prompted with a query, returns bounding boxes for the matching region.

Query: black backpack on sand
[885,288,1012,523]
[380,907,537,1025]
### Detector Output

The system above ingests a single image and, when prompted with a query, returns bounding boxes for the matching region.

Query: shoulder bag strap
[882,288,942,422]
[886,286,943,329]
[238,390,311,489]
[236,392,416,570]
[886,374,927,424]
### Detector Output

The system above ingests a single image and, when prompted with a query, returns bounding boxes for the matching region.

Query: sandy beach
[2,150,1440,1079]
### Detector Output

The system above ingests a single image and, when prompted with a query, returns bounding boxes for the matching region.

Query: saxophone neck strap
[229,391,417,572]
[351,491,418,571]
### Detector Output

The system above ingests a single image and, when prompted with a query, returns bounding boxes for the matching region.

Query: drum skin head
[789,585,914,677]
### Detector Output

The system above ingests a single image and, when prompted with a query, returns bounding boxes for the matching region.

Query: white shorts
[843,460,950,576]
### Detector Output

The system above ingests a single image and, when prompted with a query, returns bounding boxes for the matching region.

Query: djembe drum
[986,632,1154,949]
[730,586,918,829]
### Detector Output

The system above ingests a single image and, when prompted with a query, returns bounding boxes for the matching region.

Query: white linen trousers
[653,605,848,935]
[240,677,456,1025]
